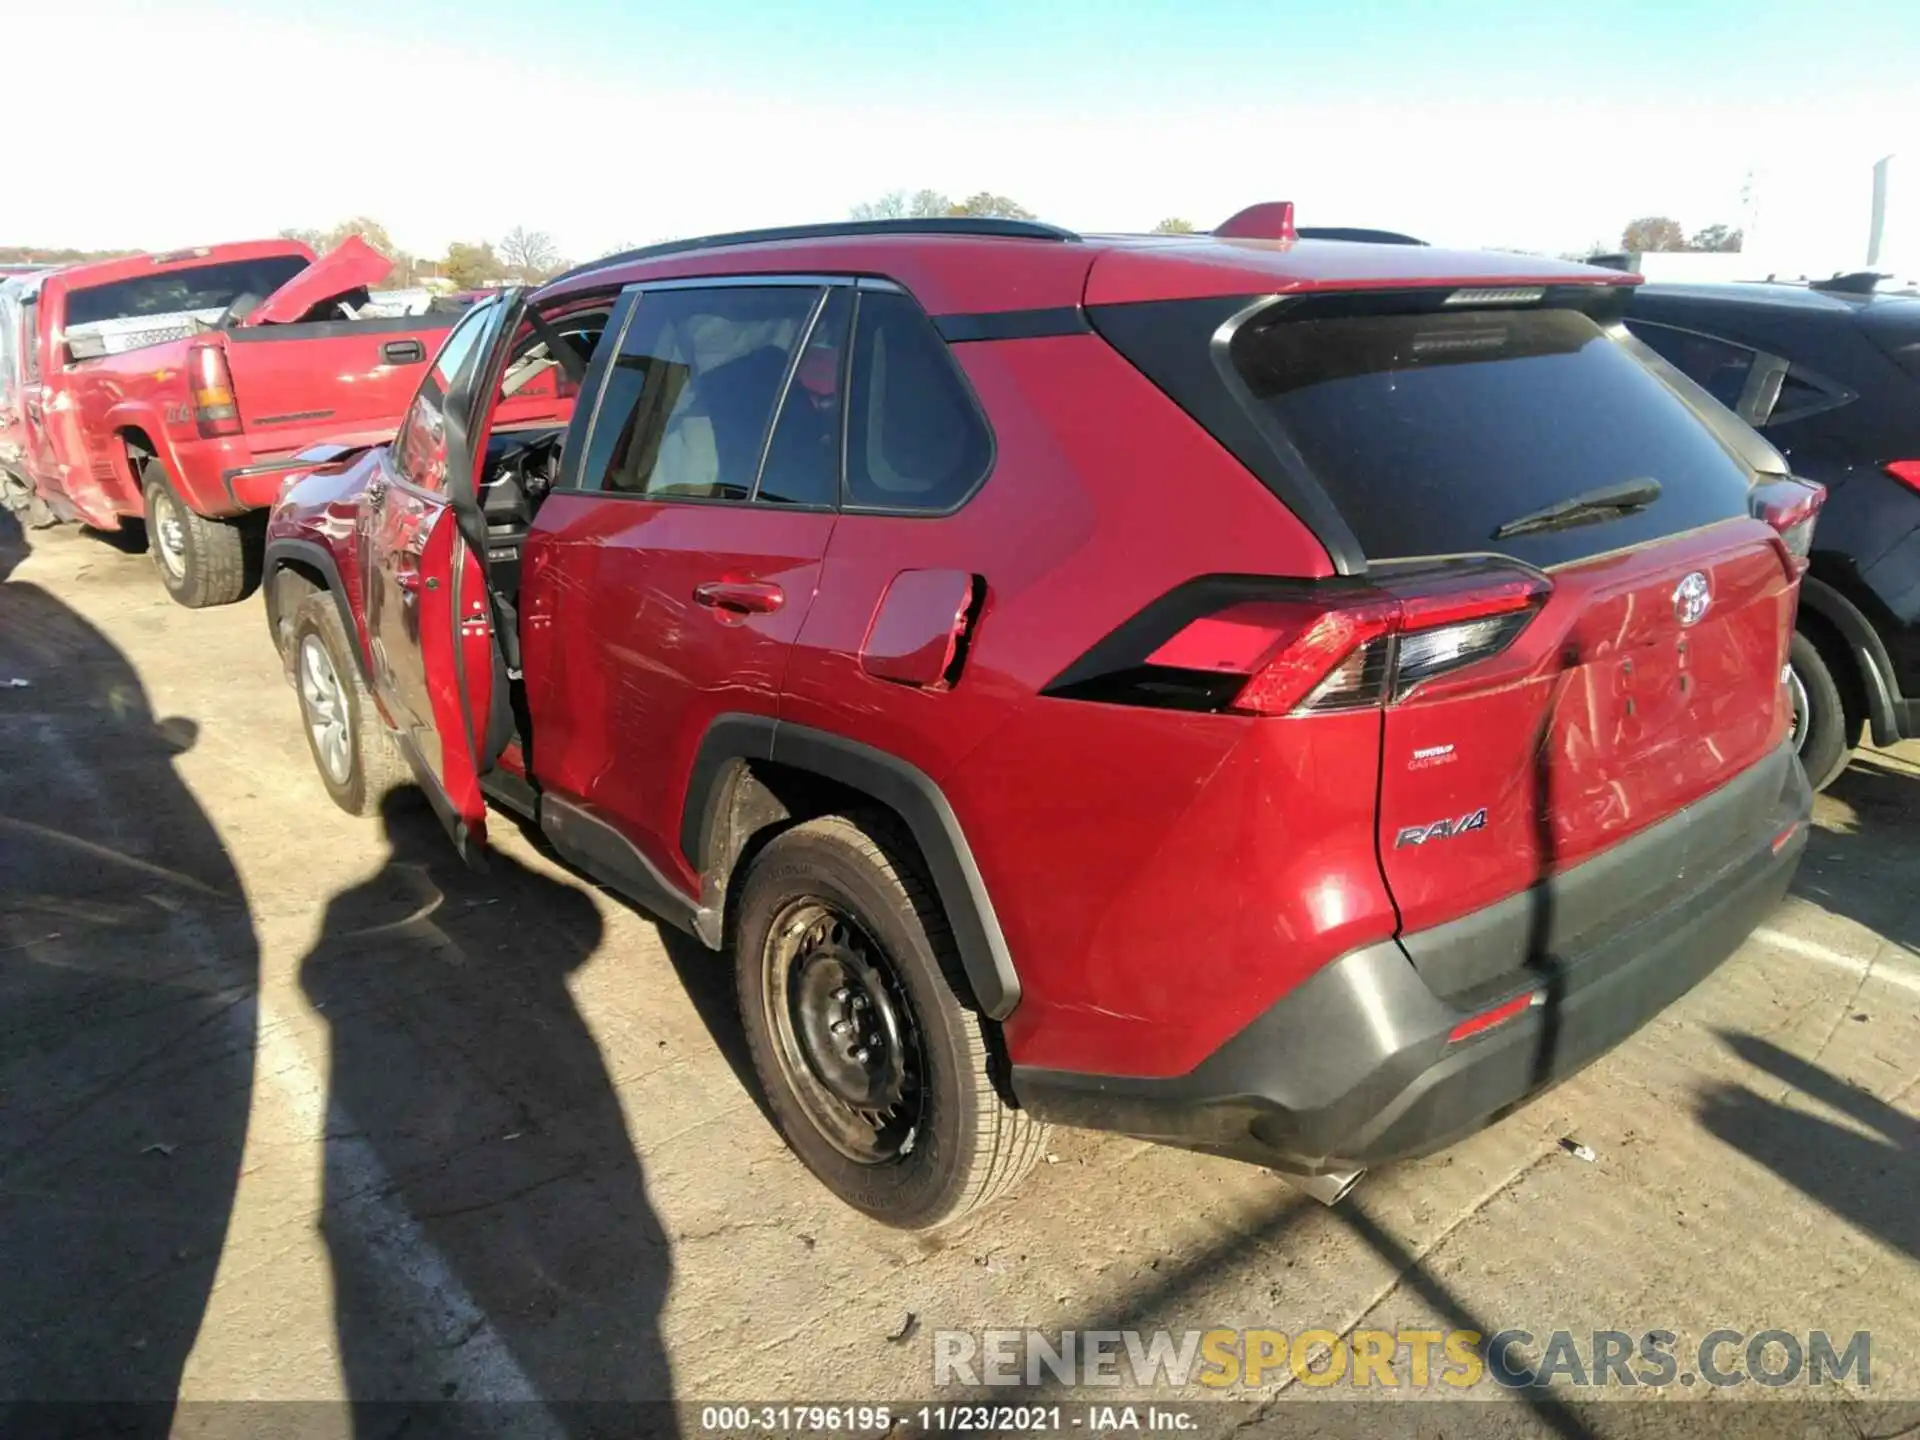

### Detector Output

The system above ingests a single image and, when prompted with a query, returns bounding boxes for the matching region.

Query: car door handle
[693,580,785,616]
[382,339,427,365]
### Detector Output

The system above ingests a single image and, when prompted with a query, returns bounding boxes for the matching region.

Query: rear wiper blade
[1492,478,1663,540]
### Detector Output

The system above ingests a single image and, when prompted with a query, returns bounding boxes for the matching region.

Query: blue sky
[16,0,1920,265]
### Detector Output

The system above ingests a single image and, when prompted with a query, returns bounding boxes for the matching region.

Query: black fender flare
[683,716,1023,1020]
[1799,575,1904,746]
[262,536,374,686]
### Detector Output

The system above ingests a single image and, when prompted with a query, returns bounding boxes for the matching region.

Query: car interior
[477,300,612,599]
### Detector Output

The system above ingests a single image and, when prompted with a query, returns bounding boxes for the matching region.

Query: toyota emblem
[1673,571,1712,627]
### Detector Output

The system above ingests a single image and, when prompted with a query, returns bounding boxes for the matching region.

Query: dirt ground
[3,517,1918,1439]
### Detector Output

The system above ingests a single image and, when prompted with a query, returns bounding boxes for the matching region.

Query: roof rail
[553,216,1081,285]
[1295,226,1426,246]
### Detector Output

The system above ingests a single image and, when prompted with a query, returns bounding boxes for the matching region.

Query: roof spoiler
[1809,271,1888,295]
[1585,253,1636,272]
[1212,203,1425,246]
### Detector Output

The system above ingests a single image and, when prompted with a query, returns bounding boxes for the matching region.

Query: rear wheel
[141,460,253,607]
[290,591,411,816]
[735,814,1046,1229]
[1789,629,1852,791]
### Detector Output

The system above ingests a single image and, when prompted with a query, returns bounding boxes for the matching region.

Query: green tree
[443,241,504,291]
[1621,216,1688,253]
[948,192,1035,220]
[1689,223,1743,253]
[1150,217,1196,234]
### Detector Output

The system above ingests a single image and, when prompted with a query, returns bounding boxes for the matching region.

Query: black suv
[1623,279,1920,787]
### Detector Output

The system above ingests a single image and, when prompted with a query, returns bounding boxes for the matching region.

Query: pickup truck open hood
[245,235,394,326]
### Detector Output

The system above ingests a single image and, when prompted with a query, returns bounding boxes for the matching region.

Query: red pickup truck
[7,238,464,605]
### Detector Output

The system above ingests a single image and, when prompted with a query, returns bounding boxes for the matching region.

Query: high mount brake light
[1142,567,1551,717]
[188,342,241,439]
[1750,477,1826,571]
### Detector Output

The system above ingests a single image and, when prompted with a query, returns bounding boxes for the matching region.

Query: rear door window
[844,289,991,512]
[754,288,851,508]
[1221,303,1757,567]
[584,285,819,500]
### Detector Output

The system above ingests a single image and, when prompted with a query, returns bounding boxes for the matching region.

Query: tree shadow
[0,509,259,1436]
[1791,751,1920,956]
[1696,1029,1917,1262]
[300,793,677,1435]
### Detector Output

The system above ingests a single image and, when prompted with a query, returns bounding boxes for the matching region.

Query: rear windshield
[1229,305,1755,565]
[1095,297,1759,569]
[64,256,310,327]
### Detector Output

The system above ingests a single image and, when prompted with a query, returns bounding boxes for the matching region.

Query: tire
[735,813,1047,1230]
[289,590,412,816]
[1790,629,1852,792]
[141,460,254,607]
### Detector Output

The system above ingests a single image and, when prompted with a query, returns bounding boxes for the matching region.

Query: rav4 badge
[1394,808,1489,848]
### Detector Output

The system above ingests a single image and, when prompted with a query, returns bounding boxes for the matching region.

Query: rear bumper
[1012,742,1813,1175]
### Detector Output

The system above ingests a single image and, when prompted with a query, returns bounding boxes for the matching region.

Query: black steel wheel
[735,813,1047,1229]
[764,901,927,1165]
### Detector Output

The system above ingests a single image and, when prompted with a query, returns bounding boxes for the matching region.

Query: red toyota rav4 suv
[264,210,1819,1228]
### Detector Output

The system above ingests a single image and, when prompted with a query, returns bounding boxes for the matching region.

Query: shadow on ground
[1792,751,1920,955]
[0,511,259,1437]
[300,793,677,1434]
[1697,1031,1917,1263]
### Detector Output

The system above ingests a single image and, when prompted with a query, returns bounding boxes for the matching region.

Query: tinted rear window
[1095,297,1759,569]
[1226,306,1756,565]
[64,256,310,327]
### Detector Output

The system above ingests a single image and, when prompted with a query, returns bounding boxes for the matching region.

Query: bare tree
[324,217,397,255]
[499,225,561,281]
[850,189,954,221]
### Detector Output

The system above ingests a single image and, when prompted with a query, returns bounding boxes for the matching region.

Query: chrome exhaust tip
[1280,1167,1365,1206]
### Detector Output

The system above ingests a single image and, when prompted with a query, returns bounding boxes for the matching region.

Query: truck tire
[1789,629,1853,792]
[141,460,254,607]
[290,590,412,816]
[735,812,1047,1230]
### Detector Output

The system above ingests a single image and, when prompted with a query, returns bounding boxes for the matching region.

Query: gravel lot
[3,518,1917,1437]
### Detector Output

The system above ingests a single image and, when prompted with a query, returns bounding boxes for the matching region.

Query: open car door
[361,289,525,862]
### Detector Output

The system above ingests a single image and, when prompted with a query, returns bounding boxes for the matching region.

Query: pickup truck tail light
[1045,562,1551,715]
[188,342,242,438]
[1886,460,1920,497]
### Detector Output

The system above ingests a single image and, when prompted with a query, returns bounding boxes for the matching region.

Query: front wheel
[735,814,1047,1230]
[142,460,255,607]
[1789,629,1853,792]
[290,591,412,816]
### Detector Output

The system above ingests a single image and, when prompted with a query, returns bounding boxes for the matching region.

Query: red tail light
[1886,460,1920,496]
[188,342,241,438]
[1750,477,1825,571]
[1144,564,1551,717]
